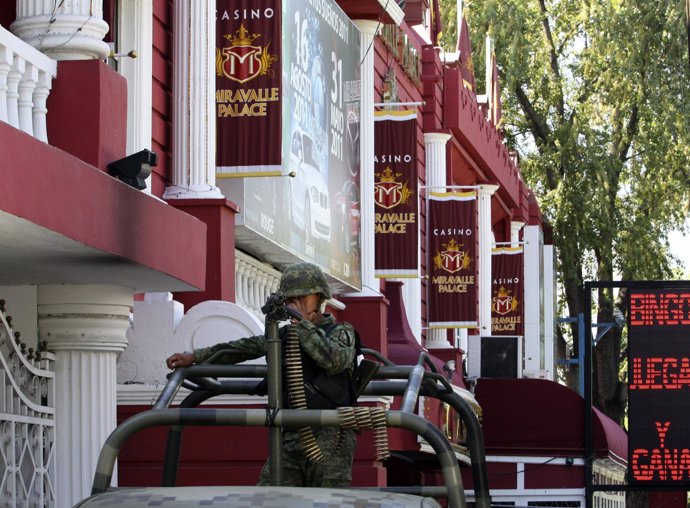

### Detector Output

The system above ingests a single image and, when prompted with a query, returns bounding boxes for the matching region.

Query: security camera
[107,149,157,190]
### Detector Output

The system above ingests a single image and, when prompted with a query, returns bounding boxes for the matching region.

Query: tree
[439,0,690,424]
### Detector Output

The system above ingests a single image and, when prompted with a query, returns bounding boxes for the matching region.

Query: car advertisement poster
[216,0,362,292]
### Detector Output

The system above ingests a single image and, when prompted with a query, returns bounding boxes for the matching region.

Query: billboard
[628,288,690,485]
[216,0,361,291]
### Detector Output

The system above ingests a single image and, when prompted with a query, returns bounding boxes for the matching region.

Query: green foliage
[438,0,690,418]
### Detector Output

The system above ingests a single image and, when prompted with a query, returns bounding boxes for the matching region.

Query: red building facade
[0,1,648,507]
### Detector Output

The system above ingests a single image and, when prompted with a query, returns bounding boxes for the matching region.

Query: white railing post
[0,26,57,142]
[18,61,37,136]
[234,251,282,319]
[32,69,52,142]
[0,47,12,123]
[6,54,23,129]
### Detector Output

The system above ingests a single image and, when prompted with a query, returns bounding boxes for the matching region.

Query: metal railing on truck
[90,295,491,508]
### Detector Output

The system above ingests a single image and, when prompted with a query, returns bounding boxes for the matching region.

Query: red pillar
[338,293,389,487]
[169,198,239,309]
[47,60,127,172]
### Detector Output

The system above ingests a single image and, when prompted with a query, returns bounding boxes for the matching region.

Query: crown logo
[444,238,461,252]
[376,167,400,183]
[496,286,511,298]
[224,24,261,46]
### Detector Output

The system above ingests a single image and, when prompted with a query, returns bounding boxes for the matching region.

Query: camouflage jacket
[193,314,356,376]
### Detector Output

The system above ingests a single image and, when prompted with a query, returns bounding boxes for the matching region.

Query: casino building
[1,1,678,507]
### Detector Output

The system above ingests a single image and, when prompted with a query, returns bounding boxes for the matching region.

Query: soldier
[166,262,357,487]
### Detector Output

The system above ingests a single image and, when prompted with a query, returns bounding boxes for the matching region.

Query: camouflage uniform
[192,263,357,488]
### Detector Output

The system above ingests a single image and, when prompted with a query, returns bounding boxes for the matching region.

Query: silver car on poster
[286,128,331,244]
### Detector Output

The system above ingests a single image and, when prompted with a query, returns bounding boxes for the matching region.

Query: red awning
[474,378,627,465]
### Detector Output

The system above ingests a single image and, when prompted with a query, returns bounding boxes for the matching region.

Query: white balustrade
[234,251,281,321]
[0,25,57,143]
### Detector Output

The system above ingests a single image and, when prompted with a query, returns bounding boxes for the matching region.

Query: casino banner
[427,191,478,328]
[491,247,524,335]
[374,110,418,278]
[216,1,282,176]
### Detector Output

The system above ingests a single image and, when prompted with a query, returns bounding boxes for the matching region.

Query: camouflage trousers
[257,427,356,487]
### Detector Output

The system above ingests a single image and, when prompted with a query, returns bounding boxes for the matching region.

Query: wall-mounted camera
[107,149,157,190]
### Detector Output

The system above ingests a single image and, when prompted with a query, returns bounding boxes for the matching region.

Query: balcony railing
[235,250,281,320]
[0,25,57,143]
[234,251,346,320]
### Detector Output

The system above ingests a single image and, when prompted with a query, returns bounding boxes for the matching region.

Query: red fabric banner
[491,247,524,335]
[216,1,282,175]
[374,110,419,278]
[427,192,478,328]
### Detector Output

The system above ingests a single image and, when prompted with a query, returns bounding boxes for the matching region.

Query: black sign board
[628,288,690,485]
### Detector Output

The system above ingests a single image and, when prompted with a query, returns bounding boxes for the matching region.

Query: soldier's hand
[166,352,194,369]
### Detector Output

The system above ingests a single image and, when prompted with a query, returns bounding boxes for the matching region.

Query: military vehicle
[76,293,491,508]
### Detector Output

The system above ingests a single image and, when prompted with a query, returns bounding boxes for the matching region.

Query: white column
[510,220,524,246]
[523,225,544,372]
[118,0,154,193]
[424,132,452,349]
[401,195,422,345]
[12,0,110,60]
[38,285,132,507]
[353,20,380,294]
[478,184,498,334]
[163,0,223,200]
[543,245,555,379]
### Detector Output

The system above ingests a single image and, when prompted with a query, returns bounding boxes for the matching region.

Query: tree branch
[538,0,565,117]
[515,83,549,145]
[514,83,559,189]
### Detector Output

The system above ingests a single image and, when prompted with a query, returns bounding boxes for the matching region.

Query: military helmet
[278,262,332,299]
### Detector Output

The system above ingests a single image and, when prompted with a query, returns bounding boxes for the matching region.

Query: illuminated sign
[628,288,690,484]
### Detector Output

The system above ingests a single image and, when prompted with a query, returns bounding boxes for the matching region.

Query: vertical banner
[374,110,418,278]
[216,2,282,176]
[427,192,478,328]
[491,247,524,335]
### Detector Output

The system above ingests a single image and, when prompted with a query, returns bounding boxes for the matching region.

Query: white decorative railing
[0,24,57,143]
[234,251,346,320]
[235,250,281,321]
[0,299,56,508]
